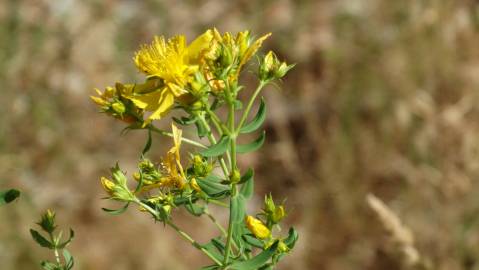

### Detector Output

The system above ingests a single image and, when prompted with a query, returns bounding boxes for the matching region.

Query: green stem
[223,85,238,266]
[223,186,237,266]
[135,200,223,266]
[48,232,61,265]
[167,221,223,266]
[237,81,267,132]
[208,199,229,208]
[205,209,227,237]
[206,107,232,166]
[149,125,207,149]
[197,115,230,177]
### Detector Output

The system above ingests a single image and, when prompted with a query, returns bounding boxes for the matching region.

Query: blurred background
[2,0,479,269]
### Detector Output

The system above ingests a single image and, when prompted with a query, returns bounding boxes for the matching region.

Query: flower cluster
[92,29,297,269]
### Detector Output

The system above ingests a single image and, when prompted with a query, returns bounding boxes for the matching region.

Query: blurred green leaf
[197,175,230,198]
[237,131,265,154]
[230,241,279,270]
[0,189,20,206]
[239,170,254,199]
[102,203,129,215]
[63,249,74,270]
[30,229,53,249]
[240,98,266,134]
[200,135,231,157]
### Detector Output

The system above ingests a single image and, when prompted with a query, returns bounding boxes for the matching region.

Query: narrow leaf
[239,169,254,199]
[30,229,53,249]
[236,131,266,154]
[230,241,279,270]
[240,98,266,133]
[0,189,20,206]
[142,128,152,155]
[63,249,75,270]
[242,234,264,248]
[101,203,130,215]
[185,203,205,216]
[200,135,231,157]
[197,175,230,198]
[58,229,75,249]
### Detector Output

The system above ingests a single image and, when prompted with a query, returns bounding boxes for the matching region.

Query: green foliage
[31,210,75,270]
[0,188,20,206]
[92,29,297,269]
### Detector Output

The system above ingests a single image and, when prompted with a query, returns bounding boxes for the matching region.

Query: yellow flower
[129,30,214,121]
[160,124,187,189]
[245,215,271,239]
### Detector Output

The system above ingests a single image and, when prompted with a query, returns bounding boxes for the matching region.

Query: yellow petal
[90,96,107,106]
[126,89,165,110]
[148,90,175,120]
[187,29,214,63]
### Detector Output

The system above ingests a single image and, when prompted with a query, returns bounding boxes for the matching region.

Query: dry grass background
[1,0,479,269]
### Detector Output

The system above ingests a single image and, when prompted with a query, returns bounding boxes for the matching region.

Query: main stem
[197,115,230,177]
[223,88,238,266]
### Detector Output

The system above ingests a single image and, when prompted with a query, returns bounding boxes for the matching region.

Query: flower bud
[259,51,294,81]
[230,168,241,184]
[246,215,271,239]
[263,194,286,224]
[277,240,289,253]
[101,177,116,196]
[37,209,57,233]
[111,101,126,114]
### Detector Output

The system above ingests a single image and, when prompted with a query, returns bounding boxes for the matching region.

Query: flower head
[129,31,215,122]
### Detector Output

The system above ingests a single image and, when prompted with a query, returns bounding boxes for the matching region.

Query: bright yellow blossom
[129,30,215,121]
[246,215,271,239]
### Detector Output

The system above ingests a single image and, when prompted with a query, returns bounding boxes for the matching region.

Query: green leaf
[240,98,266,134]
[63,249,74,270]
[142,128,152,155]
[197,175,230,198]
[242,234,264,248]
[58,228,75,249]
[211,237,226,254]
[234,100,243,110]
[231,194,246,225]
[284,227,299,249]
[239,169,254,199]
[173,116,197,126]
[230,241,279,270]
[30,229,53,249]
[202,241,224,262]
[236,131,266,154]
[101,203,129,215]
[0,189,20,206]
[40,261,58,270]
[185,202,205,216]
[200,135,231,157]
[200,265,220,270]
